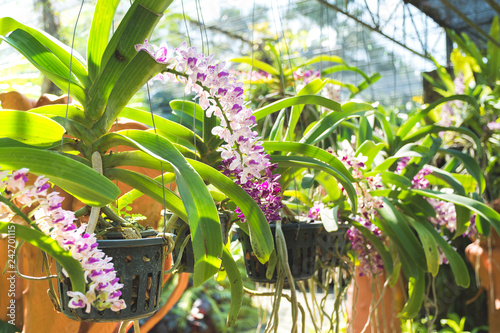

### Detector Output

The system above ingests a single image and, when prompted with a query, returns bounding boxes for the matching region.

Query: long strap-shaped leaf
[262,141,354,182]
[105,168,187,221]
[0,222,85,293]
[406,216,470,287]
[24,104,92,129]
[229,57,280,76]
[87,0,174,120]
[411,189,500,237]
[87,0,121,80]
[187,160,274,263]
[300,102,373,144]
[437,148,486,193]
[92,51,167,133]
[395,95,479,140]
[0,147,119,206]
[377,200,428,272]
[0,17,89,87]
[118,106,207,156]
[269,155,358,213]
[286,78,328,140]
[401,125,482,156]
[0,30,87,106]
[253,95,342,121]
[94,130,222,286]
[0,110,65,146]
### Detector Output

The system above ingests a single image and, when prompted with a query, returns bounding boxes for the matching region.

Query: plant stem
[86,151,103,234]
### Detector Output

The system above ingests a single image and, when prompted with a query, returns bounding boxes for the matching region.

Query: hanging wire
[270,0,301,217]
[60,0,85,155]
[181,0,191,47]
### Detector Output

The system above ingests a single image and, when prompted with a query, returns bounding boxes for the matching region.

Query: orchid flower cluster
[220,158,282,223]
[309,142,385,276]
[136,40,284,222]
[0,169,126,313]
[136,40,272,184]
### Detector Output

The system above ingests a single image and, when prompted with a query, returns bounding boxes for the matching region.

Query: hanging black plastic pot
[171,212,230,274]
[316,221,350,267]
[237,222,324,283]
[57,234,167,322]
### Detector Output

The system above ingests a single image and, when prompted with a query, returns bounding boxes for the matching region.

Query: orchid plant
[0,0,365,325]
[423,16,500,204]
[0,169,125,313]
[0,0,277,324]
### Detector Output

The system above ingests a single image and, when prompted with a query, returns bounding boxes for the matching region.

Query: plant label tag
[320,206,339,232]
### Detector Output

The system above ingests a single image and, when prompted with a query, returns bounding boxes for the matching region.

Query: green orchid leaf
[286,78,328,140]
[399,274,425,320]
[358,117,373,146]
[374,110,395,152]
[409,216,470,288]
[396,95,479,140]
[262,141,354,181]
[425,166,469,237]
[283,190,311,207]
[94,130,221,285]
[401,125,482,156]
[105,168,187,221]
[229,57,280,76]
[437,148,485,193]
[0,29,87,106]
[87,0,121,80]
[321,64,371,80]
[427,173,477,195]
[254,95,341,121]
[0,147,119,206]
[221,246,243,326]
[377,200,428,271]
[118,107,207,155]
[269,109,286,141]
[353,73,382,98]
[0,111,65,146]
[187,160,274,263]
[113,169,176,214]
[405,216,439,276]
[315,173,342,202]
[355,141,384,170]
[170,100,204,122]
[351,220,393,275]
[487,16,500,84]
[300,102,372,144]
[92,51,168,133]
[0,17,89,87]
[87,0,174,120]
[270,155,357,213]
[26,104,92,129]
[0,222,85,293]
[373,144,430,173]
[294,55,345,69]
[411,189,500,238]
[371,171,411,189]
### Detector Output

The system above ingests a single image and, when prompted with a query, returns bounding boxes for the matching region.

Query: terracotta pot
[347,270,404,333]
[465,197,500,333]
